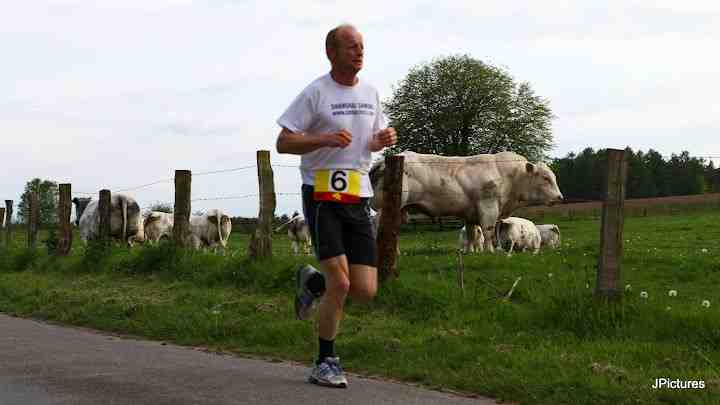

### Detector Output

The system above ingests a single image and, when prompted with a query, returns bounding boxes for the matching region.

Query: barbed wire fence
[2,149,719,293]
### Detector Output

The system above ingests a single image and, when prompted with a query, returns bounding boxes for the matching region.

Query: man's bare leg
[347,264,377,304]
[317,255,350,341]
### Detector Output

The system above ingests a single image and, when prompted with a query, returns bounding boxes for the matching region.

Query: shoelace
[328,361,343,376]
[319,362,334,378]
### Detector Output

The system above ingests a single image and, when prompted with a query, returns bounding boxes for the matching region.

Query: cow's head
[71,197,92,226]
[522,162,564,206]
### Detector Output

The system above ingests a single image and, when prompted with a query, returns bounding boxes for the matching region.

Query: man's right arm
[276,127,352,155]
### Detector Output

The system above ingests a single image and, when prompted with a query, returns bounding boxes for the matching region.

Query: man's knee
[327,276,350,295]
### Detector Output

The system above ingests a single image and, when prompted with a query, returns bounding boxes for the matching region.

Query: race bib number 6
[314,169,361,203]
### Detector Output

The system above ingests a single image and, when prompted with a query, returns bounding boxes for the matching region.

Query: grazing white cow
[188,209,232,251]
[459,224,485,254]
[496,217,542,256]
[276,212,312,255]
[73,194,143,246]
[144,211,174,243]
[370,151,563,252]
[536,224,561,249]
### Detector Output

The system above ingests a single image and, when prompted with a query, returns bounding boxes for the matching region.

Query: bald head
[325,24,364,75]
[325,24,358,53]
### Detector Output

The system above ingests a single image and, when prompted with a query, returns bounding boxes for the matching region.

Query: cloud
[2,1,720,216]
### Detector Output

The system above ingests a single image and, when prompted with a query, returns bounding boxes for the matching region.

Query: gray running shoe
[308,357,348,388]
[295,264,322,320]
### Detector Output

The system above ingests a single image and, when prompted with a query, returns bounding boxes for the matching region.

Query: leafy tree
[644,149,671,197]
[626,149,657,198]
[384,55,554,161]
[705,161,720,192]
[148,201,173,214]
[17,178,58,226]
[552,148,711,200]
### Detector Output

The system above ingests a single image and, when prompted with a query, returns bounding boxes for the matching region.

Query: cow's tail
[216,211,224,247]
[121,196,128,244]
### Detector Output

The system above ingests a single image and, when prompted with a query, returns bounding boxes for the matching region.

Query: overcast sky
[2,0,719,219]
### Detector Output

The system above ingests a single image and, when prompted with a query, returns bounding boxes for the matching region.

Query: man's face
[329,28,364,73]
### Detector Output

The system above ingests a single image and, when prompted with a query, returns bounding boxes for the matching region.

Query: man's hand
[369,127,397,152]
[324,129,353,148]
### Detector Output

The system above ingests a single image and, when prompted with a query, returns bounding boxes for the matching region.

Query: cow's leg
[479,222,496,253]
[466,225,477,254]
[291,240,299,255]
[506,240,515,257]
[475,201,499,253]
[188,235,201,251]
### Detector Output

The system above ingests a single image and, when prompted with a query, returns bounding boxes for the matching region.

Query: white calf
[188,209,232,252]
[459,225,485,254]
[144,211,174,243]
[276,213,312,255]
[496,217,542,257]
[536,224,561,249]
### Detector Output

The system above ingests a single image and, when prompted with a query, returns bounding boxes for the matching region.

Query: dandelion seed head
[640,291,649,299]
[668,290,677,297]
[702,300,711,308]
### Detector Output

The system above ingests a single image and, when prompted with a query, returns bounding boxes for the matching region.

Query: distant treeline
[552,148,720,201]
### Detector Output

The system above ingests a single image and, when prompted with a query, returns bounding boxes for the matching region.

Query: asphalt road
[0,314,498,404]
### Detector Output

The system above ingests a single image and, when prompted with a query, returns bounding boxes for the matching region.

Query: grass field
[1,209,719,404]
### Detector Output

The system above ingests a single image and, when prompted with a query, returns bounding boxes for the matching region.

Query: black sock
[306,272,326,297]
[317,338,335,364]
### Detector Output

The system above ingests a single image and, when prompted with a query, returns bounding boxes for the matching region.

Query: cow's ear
[72,198,78,204]
[552,226,560,235]
[525,162,535,173]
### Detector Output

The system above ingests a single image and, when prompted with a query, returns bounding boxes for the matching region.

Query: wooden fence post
[595,149,629,300]
[377,155,404,281]
[249,150,276,259]
[0,207,5,246]
[5,200,12,247]
[98,190,112,244]
[174,170,192,247]
[27,192,39,248]
[57,184,72,255]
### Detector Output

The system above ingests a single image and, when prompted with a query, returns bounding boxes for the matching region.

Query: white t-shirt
[277,73,387,197]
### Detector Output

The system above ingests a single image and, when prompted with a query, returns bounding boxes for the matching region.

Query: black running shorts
[301,184,378,266]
